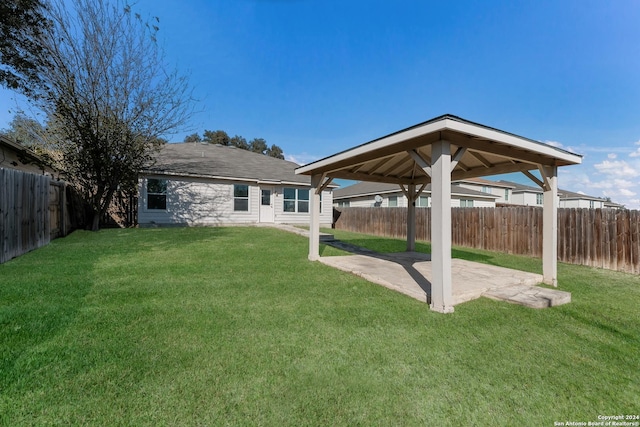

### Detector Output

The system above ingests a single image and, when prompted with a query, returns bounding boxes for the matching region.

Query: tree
[0,113,48,148]
[0,112,61,169]
[191,130,285,159]
[203,129,229,145]
[266,144,284,160]
[0,0,48,97]
[249,138,268,154]
[229,135,249,150]
[1,0,194,230]
[184,133,201,142]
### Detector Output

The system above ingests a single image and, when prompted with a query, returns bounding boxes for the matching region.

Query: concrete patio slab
[270,224,570,309]
[318,251,571,308]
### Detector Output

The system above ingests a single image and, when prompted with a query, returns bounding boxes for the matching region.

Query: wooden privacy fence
[0,168,70,264]
[334,207,640,274]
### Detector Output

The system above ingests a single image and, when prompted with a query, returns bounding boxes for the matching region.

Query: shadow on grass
[333,236,497,265]
[451,247,496,264]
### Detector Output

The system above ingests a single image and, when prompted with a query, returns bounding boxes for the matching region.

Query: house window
[283,188,309,213]
[482,185,490,193]
[504,189,509,201]
[417,195,429,207]
[337,201,350,207]
[234,184,249,211]
[147,178,167,210]
[589,200,595,209]
[460,199,474,207]
[388,196,398,207]
[536,193,543,205]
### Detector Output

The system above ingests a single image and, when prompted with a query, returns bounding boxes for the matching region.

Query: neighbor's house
[498,180,624,209]
[0,135,57,177]
[453,177,515,205]
[138,142,335,227]
[333,181,499,208]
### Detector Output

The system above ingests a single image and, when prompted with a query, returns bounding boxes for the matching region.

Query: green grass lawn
[1,227,638,426]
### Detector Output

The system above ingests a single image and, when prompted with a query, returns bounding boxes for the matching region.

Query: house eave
[140,170,334,188]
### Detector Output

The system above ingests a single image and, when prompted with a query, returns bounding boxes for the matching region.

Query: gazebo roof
[296,114,582,183]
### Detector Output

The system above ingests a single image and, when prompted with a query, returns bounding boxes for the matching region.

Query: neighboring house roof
[0,135,57,176]
[457,177,515,189]
[143,142,311,185]
[499,180,624,206]
[559,188,608,202]
[604,200,625,209]
[334,181,499,200]
[498,180,544,194]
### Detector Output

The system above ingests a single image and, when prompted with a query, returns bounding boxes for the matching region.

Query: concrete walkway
[271,224,571,309]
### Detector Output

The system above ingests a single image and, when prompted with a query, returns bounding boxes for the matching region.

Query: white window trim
[283,187,310,213]
[233,184,250,212]
[146,178,167,211]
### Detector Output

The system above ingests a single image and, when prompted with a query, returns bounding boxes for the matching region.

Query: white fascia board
[141,171,308,186]
[444,119,583,165]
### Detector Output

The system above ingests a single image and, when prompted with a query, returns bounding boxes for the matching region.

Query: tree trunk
[91,212,100,231]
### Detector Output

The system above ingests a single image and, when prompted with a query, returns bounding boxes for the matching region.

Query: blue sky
[2,0,640,207]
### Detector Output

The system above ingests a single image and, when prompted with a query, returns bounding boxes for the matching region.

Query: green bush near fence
[1,227,638,426]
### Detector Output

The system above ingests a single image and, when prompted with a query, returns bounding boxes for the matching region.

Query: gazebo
[295,114,582,313]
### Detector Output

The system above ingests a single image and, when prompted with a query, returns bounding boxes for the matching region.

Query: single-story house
[333,181,499,208]
[138,142,335,227]
[0,135,57,177]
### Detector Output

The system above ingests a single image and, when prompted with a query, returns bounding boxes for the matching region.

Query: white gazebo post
[431,140,454,313]
[407,183,416,252]
[308,174,322,261]
[542,166,558,286]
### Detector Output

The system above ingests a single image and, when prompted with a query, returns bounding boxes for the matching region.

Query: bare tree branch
[6,0,195,230]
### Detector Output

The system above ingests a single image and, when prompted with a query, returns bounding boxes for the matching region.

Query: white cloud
[608,153,617,159]
[593,160,640,178]
[624,140,640,157]
[557,161,640,209]
[285,152,322,166]
[544,140,564,148]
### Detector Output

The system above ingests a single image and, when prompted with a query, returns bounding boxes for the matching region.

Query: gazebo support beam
[431,140,454,313]
[407,183,416,251]
[541,165,558,286]
[308,174,322,261]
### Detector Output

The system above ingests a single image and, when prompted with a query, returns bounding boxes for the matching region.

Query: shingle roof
[334,181,499,200]
[499,180,622,204]
[143,142,309,185]
[498,180,543,194]
[458,177,515,188]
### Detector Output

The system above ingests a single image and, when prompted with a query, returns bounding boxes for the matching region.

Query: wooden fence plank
[0,168,54,264]
[334,206,640,275]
